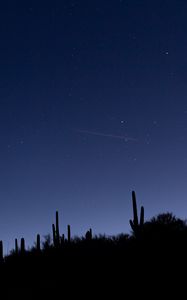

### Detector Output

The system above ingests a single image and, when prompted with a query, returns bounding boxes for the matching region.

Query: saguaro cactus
[67,225,71,243]
[52,211,60,247]
[36,234,41,252]
[20,238,25,254]
[0,241,3,261]
[55,211,60,246]
[61,234,65,245]
[52,223,56,246]
[15,238,18,255]
[129,191,144,237]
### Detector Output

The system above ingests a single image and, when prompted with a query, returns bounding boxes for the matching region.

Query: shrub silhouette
[42,234,52,250]
[85,228,92,240]
[142,212,187,243]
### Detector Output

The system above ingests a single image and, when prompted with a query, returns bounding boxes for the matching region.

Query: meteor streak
[76,129,138,142]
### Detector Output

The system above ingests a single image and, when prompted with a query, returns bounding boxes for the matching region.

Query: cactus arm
[132,191,138,226]
[140,206,144,227]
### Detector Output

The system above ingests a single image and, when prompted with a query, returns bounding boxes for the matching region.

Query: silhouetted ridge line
[0,191,187,298]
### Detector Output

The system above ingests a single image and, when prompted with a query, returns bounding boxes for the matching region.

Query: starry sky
[1,0,187,251]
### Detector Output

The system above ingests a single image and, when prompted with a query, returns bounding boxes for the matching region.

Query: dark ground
[0,236,186,298]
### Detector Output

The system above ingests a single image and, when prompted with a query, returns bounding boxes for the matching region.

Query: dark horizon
[1,0,187,251]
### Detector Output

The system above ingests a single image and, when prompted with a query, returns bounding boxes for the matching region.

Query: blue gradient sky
[1,0,187,252]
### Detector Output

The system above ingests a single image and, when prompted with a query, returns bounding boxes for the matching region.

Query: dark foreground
[0,236,186,298]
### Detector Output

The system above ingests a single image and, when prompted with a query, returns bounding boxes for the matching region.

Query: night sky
[1,0,187,252]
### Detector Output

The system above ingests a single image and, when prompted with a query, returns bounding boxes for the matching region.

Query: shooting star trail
[76,129,138,142]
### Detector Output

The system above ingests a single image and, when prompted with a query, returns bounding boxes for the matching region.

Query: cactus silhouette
[15,238,18,254]
[67,225,71,243]
[20,238,25,254]
[0,241,3,261]
[52,211,60,247]
[36,234,41,252]
[55,211,60,246]
[129,191,144,237]
[61,234,65,245]
[52,223,56,246]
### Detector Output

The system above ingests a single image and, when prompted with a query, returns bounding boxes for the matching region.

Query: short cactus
[67,225,71,243]
[36,234,41,252]
[15,238,18,255]
[61,234,65,245]
[0,241,3,261]
[20,238,25,254]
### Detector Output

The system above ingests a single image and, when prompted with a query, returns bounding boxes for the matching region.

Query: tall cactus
[52,211,60,247]
[55,211,60,246]
[129,191,144,237]
[67,225,71,243]
[0,241,3,261]
[52,223,56,246]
